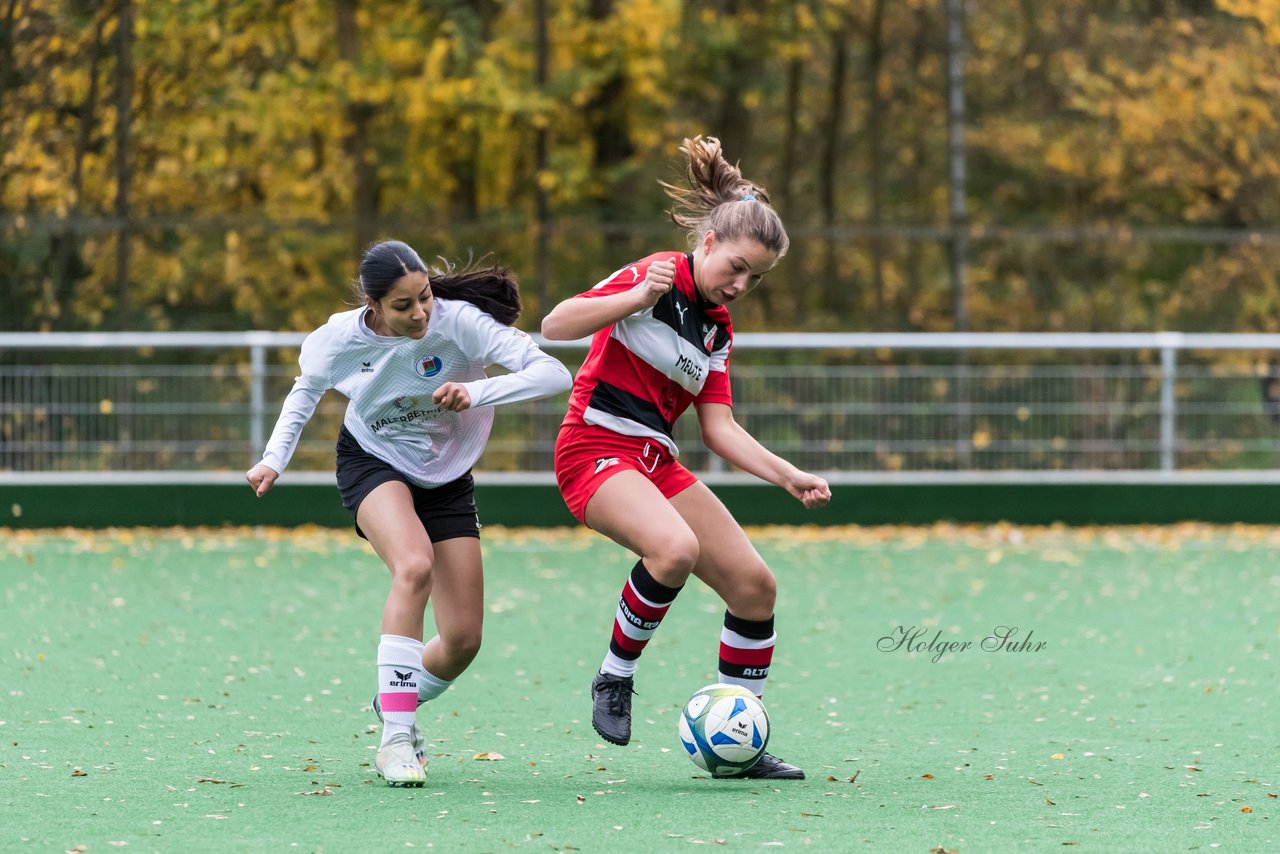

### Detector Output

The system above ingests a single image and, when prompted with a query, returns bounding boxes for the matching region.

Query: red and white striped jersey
[560,251,733,457]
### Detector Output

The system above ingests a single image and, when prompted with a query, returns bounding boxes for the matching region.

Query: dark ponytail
[356,241,522,326]
[428,255,523,327]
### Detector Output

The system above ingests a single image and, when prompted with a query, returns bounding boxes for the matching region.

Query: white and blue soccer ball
[678,683,769,776]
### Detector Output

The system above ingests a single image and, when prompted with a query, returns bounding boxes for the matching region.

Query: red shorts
[554,424,698,525]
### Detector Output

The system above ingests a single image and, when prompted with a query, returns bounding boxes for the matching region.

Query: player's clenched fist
[433,382,472,412]
[637,259,676,306]
[245,463,279,497]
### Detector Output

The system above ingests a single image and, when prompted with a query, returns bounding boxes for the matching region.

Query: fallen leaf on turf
[71,769,87,777]
[297,788,333,796]
[473,752,505,761]
[196,778,230,784]
[799,812,822,817]
[1051,753,1064,760]
[921,773,934,779]
[1241,806,1253,813]
[929,848,958,854]
[576,795,586,803]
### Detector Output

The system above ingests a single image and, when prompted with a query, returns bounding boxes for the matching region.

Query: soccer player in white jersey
[542,137,832,780]
[245,240,571,787]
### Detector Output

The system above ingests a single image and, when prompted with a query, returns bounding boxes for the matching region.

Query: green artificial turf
[2,524,1276,852]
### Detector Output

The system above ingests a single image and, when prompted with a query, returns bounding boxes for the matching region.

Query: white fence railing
[3,331,1280,484]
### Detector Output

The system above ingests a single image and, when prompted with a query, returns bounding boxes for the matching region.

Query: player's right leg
[358,481,435,786]
[582,471,699,745]
[669,481,803,780]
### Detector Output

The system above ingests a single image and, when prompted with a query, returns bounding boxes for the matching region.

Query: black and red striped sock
[718,611,776,697]
[600,560,682,677]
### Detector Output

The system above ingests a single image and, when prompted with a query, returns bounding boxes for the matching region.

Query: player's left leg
[670,481,804,780]
[358,482,435,787]
[421,535,485,684]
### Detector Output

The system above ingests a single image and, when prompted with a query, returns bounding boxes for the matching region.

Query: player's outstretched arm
[696,402,831,509]
[541,260,677,340]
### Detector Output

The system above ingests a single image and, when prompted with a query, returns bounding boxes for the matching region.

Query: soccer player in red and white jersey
[246,240,571,787]
[542,137,831,780]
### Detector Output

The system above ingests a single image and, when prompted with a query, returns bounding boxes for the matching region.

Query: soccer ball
[677,683,769,776]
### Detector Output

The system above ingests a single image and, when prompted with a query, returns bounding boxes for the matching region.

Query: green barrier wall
[4,482,1280,528]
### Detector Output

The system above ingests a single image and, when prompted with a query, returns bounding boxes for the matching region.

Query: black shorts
[335,426,481,543]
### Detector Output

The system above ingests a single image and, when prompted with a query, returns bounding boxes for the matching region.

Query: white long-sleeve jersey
[258,299,571,488]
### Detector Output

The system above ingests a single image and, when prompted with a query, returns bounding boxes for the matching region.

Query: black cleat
[715,752,806,780]
[590,671,635,746]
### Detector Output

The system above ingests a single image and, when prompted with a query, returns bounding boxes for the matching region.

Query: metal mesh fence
[3,332,1280,479]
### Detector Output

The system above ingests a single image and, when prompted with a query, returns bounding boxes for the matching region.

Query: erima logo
[389,669,417,688]
[361,361,374,373]
[594,457,620,474]
[619,600,660,631]
[415,355,443,378]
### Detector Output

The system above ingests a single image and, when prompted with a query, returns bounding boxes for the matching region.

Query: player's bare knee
[648,533,699,583]
[755,569,778,612]
[391,554,434,596]
[730,565,776,616]
[445,630,482,665]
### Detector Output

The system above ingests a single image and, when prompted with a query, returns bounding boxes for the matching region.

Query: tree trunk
[865,0,886,329]
[903,4,931,329]
[534,0,551,314]
[712,0,752,156]
[336,0,380,256]
[767,4,805,321]
[0,0,20,164]
[819,10,851,320]
[585,0,633,260]
[114,0,134,329]
[54,7,106,315]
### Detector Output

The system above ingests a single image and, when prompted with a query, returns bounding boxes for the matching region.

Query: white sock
[377,634,425,747]
[417,668,453,705]
[600,650,637,678]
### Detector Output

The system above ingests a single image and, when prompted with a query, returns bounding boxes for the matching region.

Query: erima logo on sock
[389,669,418,688]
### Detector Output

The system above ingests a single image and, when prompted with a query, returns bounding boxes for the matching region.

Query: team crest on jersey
[392,395,419,412]
[702,323,717,350]
[415,355,443,378]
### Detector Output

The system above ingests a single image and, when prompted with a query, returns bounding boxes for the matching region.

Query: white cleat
[410,725,427,768]
[372,695,427,768]
[376,733,427,787]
